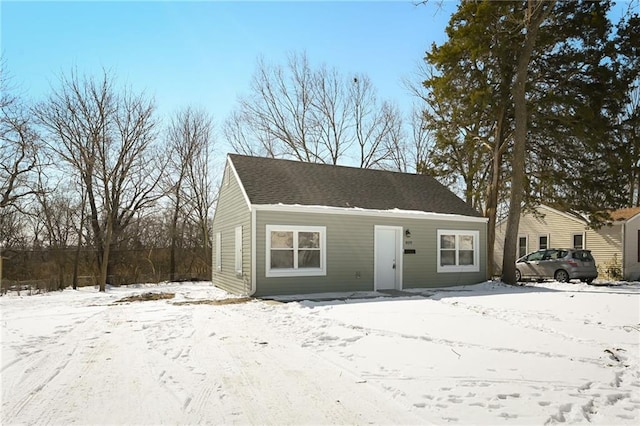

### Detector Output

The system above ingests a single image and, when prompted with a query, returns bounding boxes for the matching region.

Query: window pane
[528,251,545,261]
[459,250,474,265]
[518,237,527,258]
[544,250,559,260]
[298,232,320,249]
[459,235,474,250]
[298,250,320,268]
[441,250,455,266]
[573,234,583,249]
[271,231,293,249]
[441,235,456,249]
[271,250,293,269]
[539,236,548,250]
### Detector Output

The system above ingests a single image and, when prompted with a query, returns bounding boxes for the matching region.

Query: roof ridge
[228,153,420,176]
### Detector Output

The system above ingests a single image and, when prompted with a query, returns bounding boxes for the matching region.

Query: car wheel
[555,270,569,283]
[515,269,522,282]
[584,278,594,285]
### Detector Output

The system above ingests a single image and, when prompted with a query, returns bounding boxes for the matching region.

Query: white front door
[375,226,402,290]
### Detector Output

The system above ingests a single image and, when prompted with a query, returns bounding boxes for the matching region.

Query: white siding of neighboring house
[586,223,623,278]
[623,214,640,281]
[493,205,624,279]
[494,206,588,275]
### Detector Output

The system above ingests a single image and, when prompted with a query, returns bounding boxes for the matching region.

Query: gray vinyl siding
[253,210,487,296]
[211,164,252,295]
[493,206,624,278]
[623,215,640,280]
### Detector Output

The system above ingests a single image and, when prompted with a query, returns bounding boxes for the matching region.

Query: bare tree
[1,61,41,211]
[310,65,351,164]
[408,106,435,173]
[34,69,162,291]
[32,172,80,289]
[225,52,404,169]
[350,75,402,169]
[229,53,320,162]
[166,106,215,280]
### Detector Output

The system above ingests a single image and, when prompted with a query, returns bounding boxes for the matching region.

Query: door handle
[392,260,396,269]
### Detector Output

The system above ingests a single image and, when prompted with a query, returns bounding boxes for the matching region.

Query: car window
[544,250,559,260]
[573,250,594,261]
[527,251,545,261]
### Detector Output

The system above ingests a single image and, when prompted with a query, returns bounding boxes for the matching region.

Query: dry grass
[173,297,253,306]
[115,292,176,303]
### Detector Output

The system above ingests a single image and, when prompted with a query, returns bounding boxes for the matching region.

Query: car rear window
[573,251,594,261]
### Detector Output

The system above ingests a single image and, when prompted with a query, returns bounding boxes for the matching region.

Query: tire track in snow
[1,305,108,424]
[174,302,427,425]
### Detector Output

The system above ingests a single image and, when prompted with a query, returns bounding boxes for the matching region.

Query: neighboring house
[493,204,640,281]
[211,154,488,296]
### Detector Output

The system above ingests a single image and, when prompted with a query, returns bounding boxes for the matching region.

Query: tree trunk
[486,105,508,279]
[486,149,502,278]
[169,190,181,282]
[502,0,554,285]
[72,190,86,290]
[98,215,113,292]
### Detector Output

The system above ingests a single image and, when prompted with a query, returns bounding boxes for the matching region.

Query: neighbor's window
[266,225,326,277]
[518,236,528,258]
[539,235,548,250]
[437,230,480,273]
[573,233,584,249]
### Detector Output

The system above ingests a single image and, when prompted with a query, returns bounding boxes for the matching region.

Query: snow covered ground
[1,280,638,425]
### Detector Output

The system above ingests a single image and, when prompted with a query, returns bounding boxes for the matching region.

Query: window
[235,226,242,275]
[437,230,480,273]
[215,232,221,271]
[542,249,562,260]
[526,250,545,262]
[266,225,326,277]
[539,235,548,250]
[518,236,528,258]
[573,233,584,249]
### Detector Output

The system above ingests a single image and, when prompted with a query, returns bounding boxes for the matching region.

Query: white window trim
[539,233,550,250]
[235,226,242,275]
[437,229,480,273]
[266,225,326,278]
[215,232,221,272]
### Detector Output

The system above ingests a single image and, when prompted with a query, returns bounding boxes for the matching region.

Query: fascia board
[253,204,488,223]
[227,156,253,211]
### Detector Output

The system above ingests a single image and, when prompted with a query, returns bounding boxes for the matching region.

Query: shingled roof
[229,154,482,218]
[609,206,640,222]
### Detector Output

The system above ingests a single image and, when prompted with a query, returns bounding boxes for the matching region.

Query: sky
[1,0,457,145]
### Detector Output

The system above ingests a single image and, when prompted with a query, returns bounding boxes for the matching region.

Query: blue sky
[2,0,456,128]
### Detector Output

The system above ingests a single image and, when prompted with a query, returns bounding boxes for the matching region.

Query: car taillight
[567,259,578,267]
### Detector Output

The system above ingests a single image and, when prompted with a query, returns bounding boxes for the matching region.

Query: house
[493,204,640,281]
[211,154,488,296]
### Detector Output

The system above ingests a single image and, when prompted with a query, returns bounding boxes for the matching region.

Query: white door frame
[374,225,403,291]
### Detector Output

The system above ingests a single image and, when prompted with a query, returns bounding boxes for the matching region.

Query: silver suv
[515,248,598,284]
